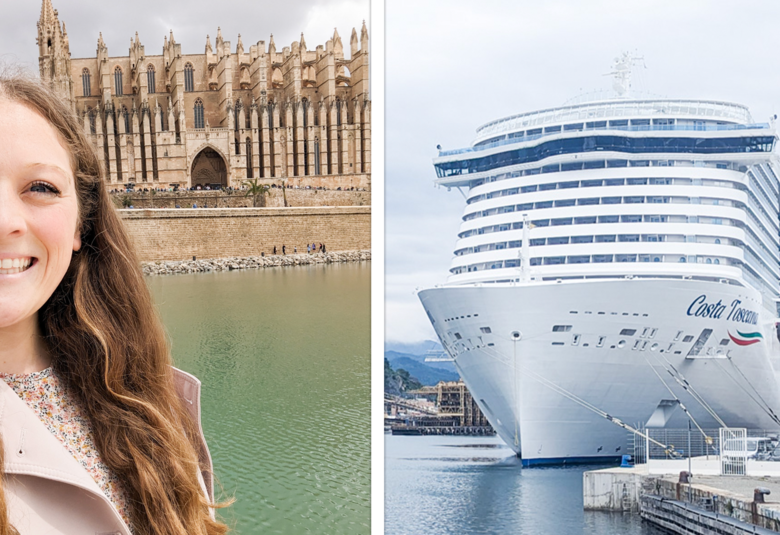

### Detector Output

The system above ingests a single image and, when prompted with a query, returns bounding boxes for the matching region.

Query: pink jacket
[0,367,214,535]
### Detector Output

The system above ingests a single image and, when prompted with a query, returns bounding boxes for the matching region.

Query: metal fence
[633,427,779,463]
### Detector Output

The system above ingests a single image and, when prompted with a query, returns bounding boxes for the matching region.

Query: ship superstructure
[420,94,780,464]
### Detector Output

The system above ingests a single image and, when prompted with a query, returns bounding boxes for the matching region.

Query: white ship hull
[420,278,780,465]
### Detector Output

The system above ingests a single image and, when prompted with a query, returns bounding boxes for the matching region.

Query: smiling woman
[0,74,229,534]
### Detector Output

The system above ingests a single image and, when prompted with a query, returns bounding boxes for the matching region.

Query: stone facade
[120,206,370,261]
[37,0,371,190]
[111,189,371,209]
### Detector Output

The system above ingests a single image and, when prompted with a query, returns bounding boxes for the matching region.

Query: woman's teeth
[0,258,32,275]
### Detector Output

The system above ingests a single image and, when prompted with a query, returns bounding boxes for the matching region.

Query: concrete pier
[584,466,780,532]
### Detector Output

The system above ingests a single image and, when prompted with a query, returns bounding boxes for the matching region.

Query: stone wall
[111,188,370,209]
[120,206,370,262]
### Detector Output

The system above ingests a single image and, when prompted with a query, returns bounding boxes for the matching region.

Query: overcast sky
[386,0,780,344]
[0,0,369,72]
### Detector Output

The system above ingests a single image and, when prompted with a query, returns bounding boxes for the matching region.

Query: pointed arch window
[82,68,91,97]
[114,67,123,96]
[267,103,274,129]
[184,63,194,92]
[147,64,156,94]
[336,100,342,126]
[246,137,253,178]
[88,109,97,134]
[302,99,308,128]
[194,98,204,129]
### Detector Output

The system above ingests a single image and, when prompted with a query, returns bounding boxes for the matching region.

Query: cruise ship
[419,74,780,465]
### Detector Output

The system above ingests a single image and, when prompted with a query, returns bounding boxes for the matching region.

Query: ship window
[578,198,599,205]
[548,237,569,245]
[616,254,637,262]
[571,236,593,244]
[530,238,546,246]
[627,178,648,185]
[521,185,537,193]
[719,338,730,346]
[650,329,657,338]
[572,335,581,346]
[567,255,590,264]
[554,199,575,207]
[605,179,625,186]
[683,335,694,342]
[632,340,641,350]
[618,235,640,242]
[620,329,636,336]
[487,343,494,347]
[606,160,628,168]
[631,119,650,126]
[597,336,606,347]
[574,216,597,224]
[621,215,642,223]
[480,327,491,334]
[586,121,607,128]
[560,181,579,189]
[535,201,553,209]
[551,218,571,226]
[609,120,628,127]
[564,123,583,131]
[552,342,564,346]
[583,160,606,169]
[544,256,565,265]
[593,255,613,263]
[582,179,602,187]
[552,325,572,332]
[544,125,561,133]
[674,331,683,341]
[595,235,616,243]
[539,183,557,191]
[601,197,621,205]
[454,333,462,340]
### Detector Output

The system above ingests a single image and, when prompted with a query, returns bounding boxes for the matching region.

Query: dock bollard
[678,471,692,484]
[754,488,771,503]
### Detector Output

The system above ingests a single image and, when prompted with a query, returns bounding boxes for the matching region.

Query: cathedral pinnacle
[205,34,212,53]
[268,34,276,54]
[300,32,307,51]
[39,0,56,27]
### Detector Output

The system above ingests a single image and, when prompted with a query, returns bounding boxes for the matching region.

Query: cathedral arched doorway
[190,147,227,188]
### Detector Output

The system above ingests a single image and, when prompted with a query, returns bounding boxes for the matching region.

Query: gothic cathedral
[36,0,370,189]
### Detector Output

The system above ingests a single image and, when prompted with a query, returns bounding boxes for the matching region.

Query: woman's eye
[28,181,60,194]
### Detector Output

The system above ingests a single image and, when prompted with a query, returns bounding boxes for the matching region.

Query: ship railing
[632,427,780,477]
[438,123,772,157]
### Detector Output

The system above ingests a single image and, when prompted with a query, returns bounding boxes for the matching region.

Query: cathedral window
[194,98,204,129]
[147,65,155,94]
[302,99,308,128]
[88,109,97,134]
[336,100,342,126]
[82,69,91,97]
[114,67,123,96]
[267,103,274,129]
[184,63,194,92]
[246,138,253,178]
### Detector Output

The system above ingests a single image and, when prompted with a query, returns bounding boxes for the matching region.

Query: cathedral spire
[360,20,369,52]
[39,0,56,29]
[268,34,276,55]
[300,32,307,51]
[350,28,358,57]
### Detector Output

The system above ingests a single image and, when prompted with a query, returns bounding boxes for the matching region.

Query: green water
[147,263,371,534]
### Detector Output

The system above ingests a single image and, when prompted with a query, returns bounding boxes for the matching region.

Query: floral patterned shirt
[0,367,133,529]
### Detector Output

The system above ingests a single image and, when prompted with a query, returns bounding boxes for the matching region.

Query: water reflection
[386,436,663,535]
[148,263,370,534]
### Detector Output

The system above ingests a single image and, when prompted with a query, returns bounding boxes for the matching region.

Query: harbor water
[147,263,370,534]
[385,435,664,535]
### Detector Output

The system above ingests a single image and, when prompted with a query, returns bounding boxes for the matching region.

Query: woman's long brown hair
[0,74,228,534]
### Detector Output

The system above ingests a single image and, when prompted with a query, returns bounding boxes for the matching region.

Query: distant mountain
[385,353,459,386]
[385,349,456,373]
[384,340,442,356]
[385,359,423,396]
